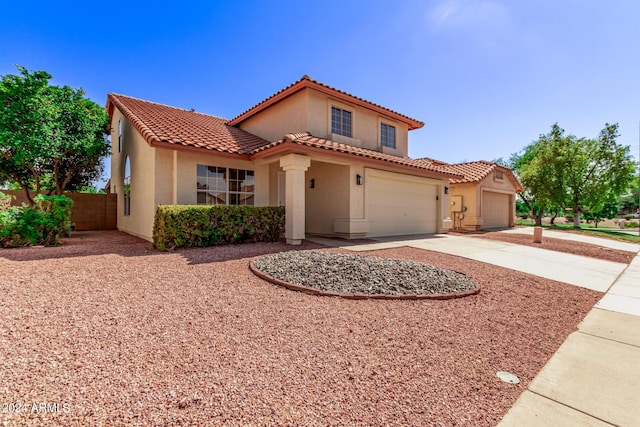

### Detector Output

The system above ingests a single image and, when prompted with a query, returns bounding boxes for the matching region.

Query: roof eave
[250,141,458,179]
[150,140,251,159]
[303,80,424,130]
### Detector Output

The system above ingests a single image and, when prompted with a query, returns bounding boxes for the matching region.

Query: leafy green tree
[509,143,546,226]
[0,67,52,201]
[0,66,109,205]
[582,201,620,228]
[519,123,635,228]
[620,176,639,214]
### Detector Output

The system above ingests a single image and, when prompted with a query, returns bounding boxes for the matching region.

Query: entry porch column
[279,154,311,245]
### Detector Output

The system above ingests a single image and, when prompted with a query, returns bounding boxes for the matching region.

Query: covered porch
[255,151,454,245]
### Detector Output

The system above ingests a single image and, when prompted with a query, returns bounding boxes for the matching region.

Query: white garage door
[482,192,510,229]
[365,169,438,237]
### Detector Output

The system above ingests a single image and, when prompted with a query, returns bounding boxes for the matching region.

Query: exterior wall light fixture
[356,174,363,185]
[444,186,449,194]
[309,178,315,189]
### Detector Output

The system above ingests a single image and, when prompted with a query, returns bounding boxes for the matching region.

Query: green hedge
[153,205,285,251]
[0,193,73,248]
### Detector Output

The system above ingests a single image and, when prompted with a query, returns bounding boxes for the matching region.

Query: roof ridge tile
[108,93,230,121]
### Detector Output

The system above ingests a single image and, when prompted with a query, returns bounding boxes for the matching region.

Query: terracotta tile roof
[105,94,465,180]
[431,160,523,191]
[228,75,425,130]
[415,157,450,167]
[251,132,462,178]
[106,94,271,155]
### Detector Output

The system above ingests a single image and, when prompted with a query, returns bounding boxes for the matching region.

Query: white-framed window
[331,106,352,138]
[118,119,123,153]
[197,165,255,206]
[123,156,131,216]
[380,123,396,148]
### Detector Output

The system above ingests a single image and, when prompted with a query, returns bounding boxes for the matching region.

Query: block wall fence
[3,191,117,231]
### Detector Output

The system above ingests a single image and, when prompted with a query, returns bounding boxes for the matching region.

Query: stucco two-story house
[107,75,463,244]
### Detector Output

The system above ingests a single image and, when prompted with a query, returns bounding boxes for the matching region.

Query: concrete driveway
[309,232,637,292]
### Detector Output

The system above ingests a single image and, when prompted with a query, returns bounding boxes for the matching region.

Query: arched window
[118,119,123,152]
[123,156,131,216]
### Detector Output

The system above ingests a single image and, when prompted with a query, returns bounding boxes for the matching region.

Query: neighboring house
[106,75,460,244]
[418,159,523,230]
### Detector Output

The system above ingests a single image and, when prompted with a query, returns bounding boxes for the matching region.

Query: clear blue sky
[2,0,639,171]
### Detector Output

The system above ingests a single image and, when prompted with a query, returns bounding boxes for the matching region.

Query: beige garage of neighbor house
[106,75,469,244]
[419,160,523,231]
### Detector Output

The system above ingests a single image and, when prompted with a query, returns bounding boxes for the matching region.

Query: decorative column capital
[279,153,311,172]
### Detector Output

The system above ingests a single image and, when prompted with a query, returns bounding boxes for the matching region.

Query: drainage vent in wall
[496,371,520,384]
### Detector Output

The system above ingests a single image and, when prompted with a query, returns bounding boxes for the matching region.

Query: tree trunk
[573,207,581,229]
[21,185,34,206]
[534,208,543,226]
[550,212,557,225]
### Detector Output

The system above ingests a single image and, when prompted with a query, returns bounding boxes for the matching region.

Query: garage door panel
[482,192,509,229]
[365,170,437,237]
[368,206,428,222]
[367,192,431,209]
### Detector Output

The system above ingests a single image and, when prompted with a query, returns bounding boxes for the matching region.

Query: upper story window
[331,107,352,138]
[380,123,396,149]
[197,165,255,206]
[494,170,504,180]
[118,119,123,153]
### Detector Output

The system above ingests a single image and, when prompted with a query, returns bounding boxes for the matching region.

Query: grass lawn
[517,219,640,243]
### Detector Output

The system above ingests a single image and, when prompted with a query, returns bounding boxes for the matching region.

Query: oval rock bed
[250,251,480,300]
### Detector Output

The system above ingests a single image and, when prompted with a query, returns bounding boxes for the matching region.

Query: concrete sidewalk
[307,229,640,425]
[499,251,640,426]
[502,227,640,252]
[495,229,640,424]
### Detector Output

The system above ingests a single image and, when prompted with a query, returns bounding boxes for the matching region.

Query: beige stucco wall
[110,109,157,241]
[266,162,281,206]
[449,172,518,230]
[155,149,174,206]
[304,161,350,235]
[238,90,309,143]
[449,182,480,230]
[238,88,410,156]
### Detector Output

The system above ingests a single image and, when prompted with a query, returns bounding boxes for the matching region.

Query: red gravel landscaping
[0,231,604,426]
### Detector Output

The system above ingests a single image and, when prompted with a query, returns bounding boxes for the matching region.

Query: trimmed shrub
[0,193,73,248]
[625,221,638,229]
[153,205,285,251]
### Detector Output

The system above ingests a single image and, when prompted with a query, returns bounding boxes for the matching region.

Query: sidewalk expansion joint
[578,328,640,350]
[601,258,639,294]
[527,390,616,426]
